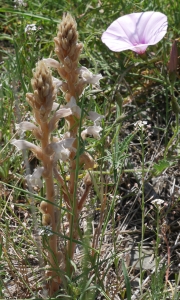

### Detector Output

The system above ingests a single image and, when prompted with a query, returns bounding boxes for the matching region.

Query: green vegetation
[1,0,180,299]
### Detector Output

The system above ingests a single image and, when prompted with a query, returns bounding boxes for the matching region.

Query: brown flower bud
[30,61,56,122]
[83,173,92,186]
[168,40,178,82]
[79,152,94,170]
[40,201,48,213]
[42,213,51,225]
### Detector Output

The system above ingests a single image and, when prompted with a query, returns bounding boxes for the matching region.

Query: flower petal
[52,77,63,89]
[101,11,168,54]
[57,146,70,161]
[53,107,72,119]
[46,138,76,162]
[78,67,103,85]
[81,126,102,140]
[25,24,36,33]
[16,121,38,132]
[52,102,59,111]
[137,12,168,45]
[87,111,104,125]
[26,166,44,188]
[48,108,72,132]
[43,58,61,69]
[151,199,164,206]
[65,96,81,118]
[11,139,38,151]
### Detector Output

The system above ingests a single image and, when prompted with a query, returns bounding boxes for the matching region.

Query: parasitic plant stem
[12,12,103,297]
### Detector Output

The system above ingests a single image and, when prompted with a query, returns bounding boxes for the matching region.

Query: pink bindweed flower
[101,11,168,54]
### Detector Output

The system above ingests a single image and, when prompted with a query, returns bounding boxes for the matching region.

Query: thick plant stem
[67,204,78,272]
[44,170,59,295]
[66,160,77,271]
[41,124,60,295]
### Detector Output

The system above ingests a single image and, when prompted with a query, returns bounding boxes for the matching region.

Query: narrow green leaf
[0,8,60,23]
[122,259,131,300]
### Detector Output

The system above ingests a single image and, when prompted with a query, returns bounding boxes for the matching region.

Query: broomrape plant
[10,8,171,299]
[11,13,103,296]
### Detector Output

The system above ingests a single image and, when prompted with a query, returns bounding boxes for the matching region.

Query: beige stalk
[54,13,94,269]
[26,61,60,295]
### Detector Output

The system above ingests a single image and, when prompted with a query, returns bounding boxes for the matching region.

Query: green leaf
[122,259,131,300]
[152,159,174,176]
[0,8,59,23]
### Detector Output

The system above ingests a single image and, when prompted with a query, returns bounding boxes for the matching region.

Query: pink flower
[101,11,168,54]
